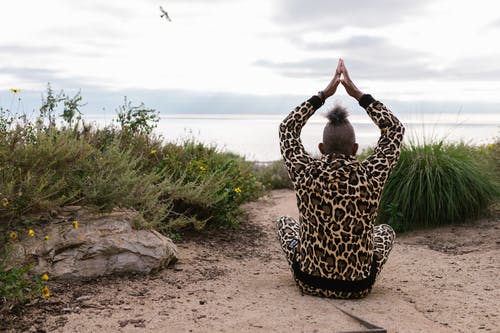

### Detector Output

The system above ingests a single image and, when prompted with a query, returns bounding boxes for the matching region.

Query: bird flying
[160,6,171,21]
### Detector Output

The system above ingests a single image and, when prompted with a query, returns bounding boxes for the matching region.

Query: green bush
[253,160,293,190]
[1,86,265,305]
[154,140,264,230]
[0,129,167,229]
[115,96,159,135]
[1,235,50,313]
[1,258,46,309]
[377,140,499,231]
[1,87,265,233]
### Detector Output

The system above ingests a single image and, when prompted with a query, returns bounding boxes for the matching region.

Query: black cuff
[359,94,375,109]
[308,95,323,110]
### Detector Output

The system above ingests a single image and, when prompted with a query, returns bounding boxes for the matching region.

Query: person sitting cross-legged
[277,58,405,299]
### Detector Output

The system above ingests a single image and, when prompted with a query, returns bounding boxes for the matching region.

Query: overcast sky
[1,0,500,114]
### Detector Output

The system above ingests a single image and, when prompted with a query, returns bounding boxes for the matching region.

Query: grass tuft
[377,140,499,231]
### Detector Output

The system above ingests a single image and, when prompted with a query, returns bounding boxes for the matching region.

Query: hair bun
[325,104,349,125]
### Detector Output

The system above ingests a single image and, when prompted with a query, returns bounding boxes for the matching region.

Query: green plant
[0,246,47,310]
[115,97,159,135]
[383,202,406,233]
[377,140,499,230]
[253,160,293,190]
[39,83,85,130]
[1,86,269,310]
[0,107,14,133]
[2,99,264,233]
[75,141,169,228]
[155,140,264,230]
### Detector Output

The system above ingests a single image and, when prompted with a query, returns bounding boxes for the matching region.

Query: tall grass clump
[377,140,499,231]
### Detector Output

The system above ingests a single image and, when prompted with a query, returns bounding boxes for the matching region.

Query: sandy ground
[2,189,500,333]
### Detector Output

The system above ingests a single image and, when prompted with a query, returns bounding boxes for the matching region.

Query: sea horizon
[84,112,499,162]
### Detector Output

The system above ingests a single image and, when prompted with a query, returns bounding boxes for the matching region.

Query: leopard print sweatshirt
[279,94,405,289]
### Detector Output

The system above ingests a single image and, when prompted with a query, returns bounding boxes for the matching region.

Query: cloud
[0,67,99,89]
[42,24,126,42]
[167,0,234,3]
[487,17,500,28]
[443,55,500,81]
[304,36,386,50]
[255,57,438,80]
[0,43,105,59]
[254,35,437,80]
[274,0,432,30]
[80,2,137,19]
[0,44,65,55]
[255,46,500,82]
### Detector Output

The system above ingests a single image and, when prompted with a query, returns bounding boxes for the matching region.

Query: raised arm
[279,98,317,183]
[279,60,342,183]
[340,60,405,189]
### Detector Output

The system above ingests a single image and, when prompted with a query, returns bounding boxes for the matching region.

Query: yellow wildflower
[234,187,242,194]
[150,149,157,155]
[73,220,79,229]
[44,235,50,241]
[488,143,494,149]
[9,88,21,94]
[2,198,9,207]
[41,274,49,281]
[9,231,17,240]
[199,165,207,171]
[28,229,35,237]
[42,286,51,298]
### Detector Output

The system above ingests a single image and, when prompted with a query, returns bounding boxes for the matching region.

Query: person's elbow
[388,121,405,145]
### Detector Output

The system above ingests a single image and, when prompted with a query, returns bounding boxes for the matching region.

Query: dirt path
[3,190,500,333]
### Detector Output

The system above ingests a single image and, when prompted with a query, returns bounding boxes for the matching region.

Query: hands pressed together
[321,59,363,101]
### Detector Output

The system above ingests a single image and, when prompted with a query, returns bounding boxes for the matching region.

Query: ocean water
[88,112,499,161]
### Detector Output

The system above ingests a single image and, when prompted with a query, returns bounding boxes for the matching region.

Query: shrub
[1,240,49,313]
[1,86,266,307]
[253,160,293,190]
[377,140,499,231]
[1,86,265,233]
[0,129,167,229]
[0,263,44,312]
[115,97,159,135]
[154,140,264,230]
[38,83,85,130]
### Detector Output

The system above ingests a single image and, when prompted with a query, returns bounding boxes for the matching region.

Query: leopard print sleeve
[361,97,405,192]
[279,97,320,183]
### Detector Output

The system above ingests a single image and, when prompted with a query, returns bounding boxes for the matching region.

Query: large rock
[9,207,178,279]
